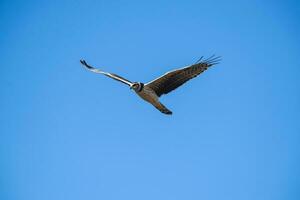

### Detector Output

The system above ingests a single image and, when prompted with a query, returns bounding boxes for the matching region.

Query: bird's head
[130,82,144,92]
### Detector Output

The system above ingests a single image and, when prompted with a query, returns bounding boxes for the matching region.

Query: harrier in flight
[80,55,220,115]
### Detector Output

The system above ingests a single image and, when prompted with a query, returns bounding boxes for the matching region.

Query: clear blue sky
[1,0,299,200]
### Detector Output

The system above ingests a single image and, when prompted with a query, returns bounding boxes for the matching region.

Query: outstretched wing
[145,55,220,97]
[80,60,133,86]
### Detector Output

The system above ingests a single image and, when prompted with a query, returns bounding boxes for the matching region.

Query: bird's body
[80,55,220,115]
[134,83,172,114]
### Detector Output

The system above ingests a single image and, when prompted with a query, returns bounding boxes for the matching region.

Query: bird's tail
[154,102,172,115]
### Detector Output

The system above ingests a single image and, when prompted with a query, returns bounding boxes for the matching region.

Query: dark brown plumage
[146,56,220,97]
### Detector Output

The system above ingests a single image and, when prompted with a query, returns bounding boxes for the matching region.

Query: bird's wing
[80,60,133,86]
[145,55,221,97]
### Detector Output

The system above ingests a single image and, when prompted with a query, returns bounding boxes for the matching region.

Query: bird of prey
[80,55,220,115]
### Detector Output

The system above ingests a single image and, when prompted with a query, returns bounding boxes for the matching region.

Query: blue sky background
[1,0,300,200]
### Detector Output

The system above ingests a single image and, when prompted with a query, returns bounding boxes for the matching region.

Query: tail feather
[154,102,172,115]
